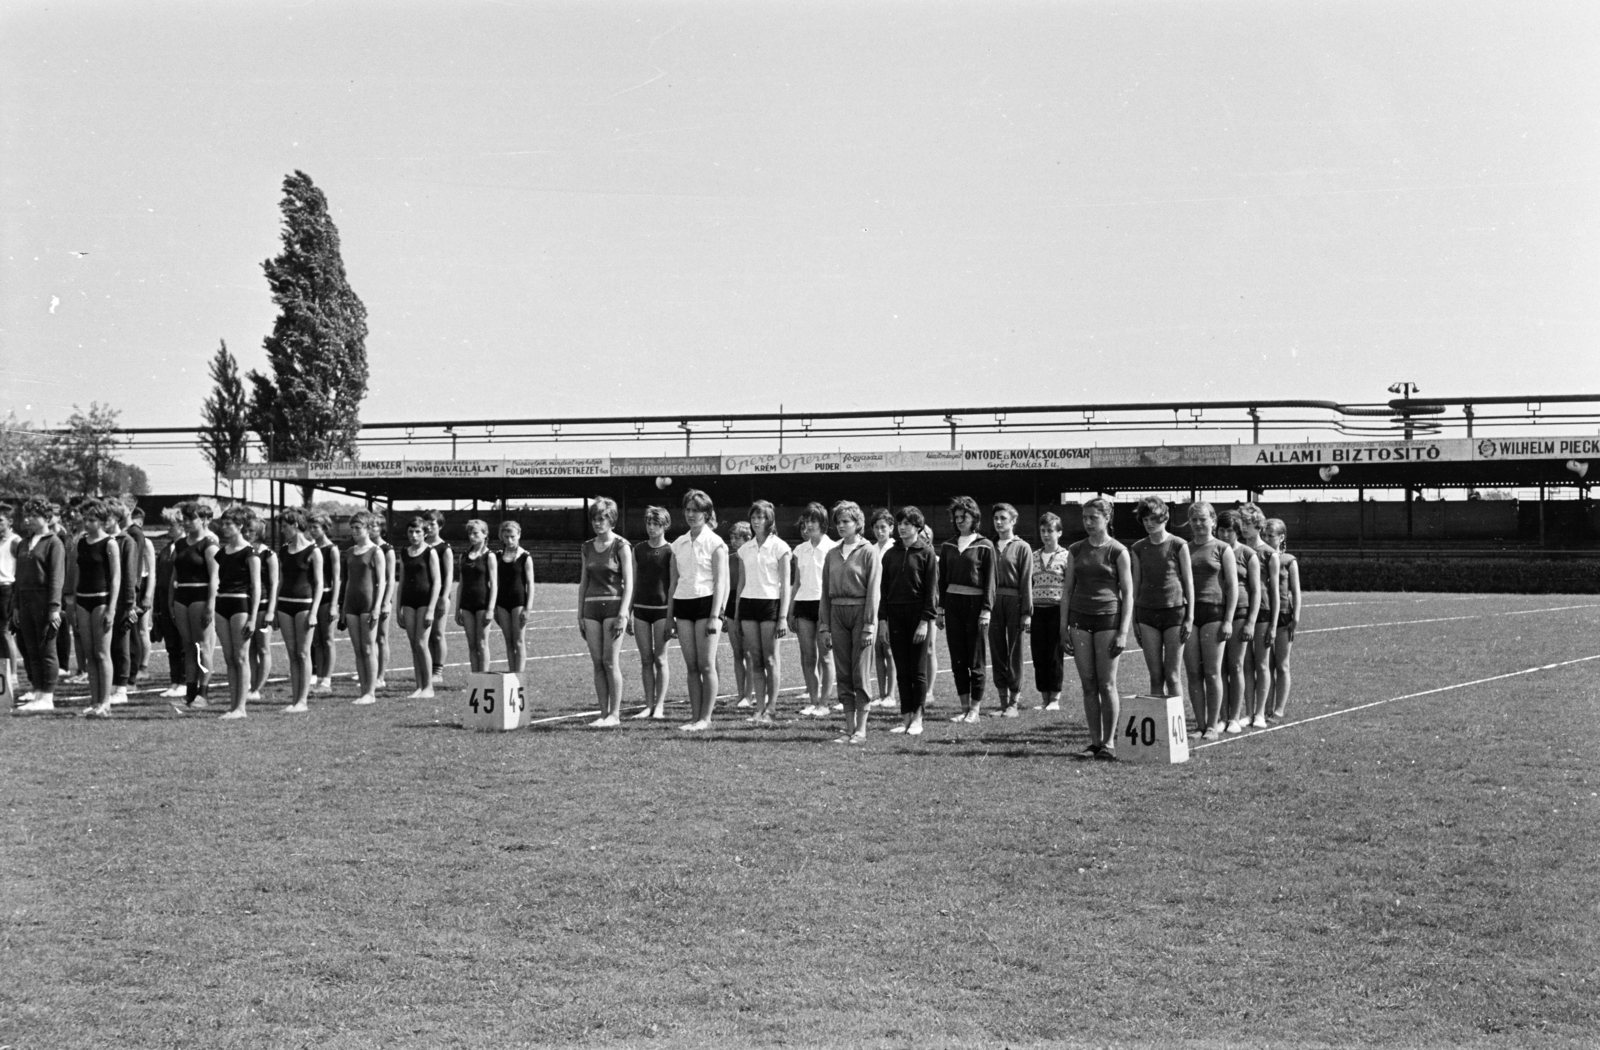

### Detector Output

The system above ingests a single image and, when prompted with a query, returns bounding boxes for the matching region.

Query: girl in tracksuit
[938,495,995,724]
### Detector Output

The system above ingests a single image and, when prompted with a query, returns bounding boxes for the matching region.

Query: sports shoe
[1249,715,1269,729]
[888,724,908,734]
[15,696,55,713]
[19,691,35,703]
[1224,719,1243,734]
[62,672,88,685]
[109,689,130,706]
[906,723,924,736]
[161,684,187,699]
[1200,727,1221,742]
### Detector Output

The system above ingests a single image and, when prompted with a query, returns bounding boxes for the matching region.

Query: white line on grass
[1299,603,1600,635]
[1192,653,1600,750]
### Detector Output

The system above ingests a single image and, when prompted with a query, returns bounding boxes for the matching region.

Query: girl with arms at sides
[867,508,897,710]
[988,502,1033,717]
[1060,498,1133,760]
[789,502,837,718]
[1213,510,1260,735]
[274,508,324,714]
[247,517,279,703]
[307,513,341,695]
[151,508,188,699]
[736,501,791,727]
[421,510,454,687]
[1130,495,1194,703]
[819,501,883,744]
[1236,503,1280,729]
[723,520,754,710]
[629,507,673,720]
[370,512,396,691]
[918,524,940,712]
[495,521,536,673]
[1262,519,1301,723]
[880,507,939,736]
[105,500,150,706]
[1182,502,1237,741]
[398,516,442,699]
[454,519,498,674]
[11,497,65,713]
[343,511,388,706]
[668,489,728,732]
[211,506,261,720]
[73,499,121,719]
[169,500,218,709]
[578,497,634,728]
[938,495,995,724]
[1028,512,1070,712]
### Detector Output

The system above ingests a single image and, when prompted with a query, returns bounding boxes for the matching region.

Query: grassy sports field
[3,588,1598,1048]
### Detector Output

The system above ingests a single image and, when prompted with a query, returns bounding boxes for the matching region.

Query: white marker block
[0,660,13,707]
[463,672,528,731]
[1117,694,1190,764]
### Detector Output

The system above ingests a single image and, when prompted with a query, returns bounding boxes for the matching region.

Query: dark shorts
[459,599,490,614]
[793,599,820,623]
[584,597,624,621]
[1067,609,1119,633]
[1277,611,1296,640]
[1232,605,1250,625]
[633,605,669,625]
[0,583,12,621]
[277,597,314,619]
[1194,601,1228,627]
[1135,605,1186,631]
[674,594,715,622]
[76,593,109,613]
[739,597,779,623]
[216,595,252,619]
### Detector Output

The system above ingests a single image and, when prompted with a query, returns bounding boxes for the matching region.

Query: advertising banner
[1230,440,1473,467]
[401,459,505,479]
[962,447,1093,471]
[503,457,610,478]
[1473,436,1600,461]
[1090,445,1230,470]
[611,455,722,477]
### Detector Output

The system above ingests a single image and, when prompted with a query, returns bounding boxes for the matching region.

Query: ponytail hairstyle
[682,489,717,530]
[1082,497,1115,534]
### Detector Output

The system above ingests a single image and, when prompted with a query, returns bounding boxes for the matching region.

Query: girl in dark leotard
[454,519,497,673]
[1130,495,1194,704]
[169,500,218,709]
[1263,519,1301,723]
[398,517,441,698]
[73,498,121,718]
[1182,502,1237,741]
[422,510,453,686]
[343,512,388,706]
[1214,510,1261,734]
[307,513,340,695]
[1060,497,1134,760]
[275,507,324,713]
[577,497,634,727]
[248,518,279,703]
[371,513,396,692]
[495,521,536,673]
[629,506,673,720]
[1237,503,1280,729]
[212,506,262,720]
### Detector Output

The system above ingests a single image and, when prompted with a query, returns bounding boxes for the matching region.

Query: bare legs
[1071,626,1121,754]
[632,616,670,719]
[347,612,378,704]
[400,607,434,698]
[795,617,833,715]
[277,607,313,711]
[175,600,214,705]
[75,604,113,716]
[583,617,624,725]
[676,618,720,730]
[1136,622,1184,699]
[494,606,526,673]
[741,619,781,723]
[1183,621,1226,737]
[216,612,251,717]
[462,609,492,673]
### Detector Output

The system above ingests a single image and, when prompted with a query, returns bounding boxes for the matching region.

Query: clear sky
[3,0,1597,491]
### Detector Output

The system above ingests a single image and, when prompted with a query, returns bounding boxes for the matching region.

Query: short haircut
[279,507,310,532]
[220,505,256,531]
[161,505,184,525]
[831,500,864,531]
[747,500,775,538]
[0,501,12,520]
[796,501,828,530]
[465,518,489,535]
[1082,497,1114,523]
[894,505,926,530]
[729,520,753,544]
[947,496,981,527]
[108,499,132,527]
[78,497,112,525]
[176,499,215,522]
[644,505,672,528]
[19,496,52,521]
[348,510,378,531]
[129,506,145,523]
[499,520,522,536]
[1238,502,1266,530]
[1216,510,1241,535]
[1037,511,1062,531]
[308,512,334,532]
[991,502,1018,520]
[1186,500,1216,524]
[408,516,430,532]
[1265,517,1287,540]
[868,507,894,531]
[682,489,718,528]
[423,509,445,525]
[588,496,618,527]
[1137,495,1169,523]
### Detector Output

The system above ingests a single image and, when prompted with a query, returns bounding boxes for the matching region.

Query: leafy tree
[0,404,147,500]
[247,170,369,463]
[200,339,251,475]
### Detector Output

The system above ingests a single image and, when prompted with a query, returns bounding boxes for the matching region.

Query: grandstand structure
[126,393,1600,547]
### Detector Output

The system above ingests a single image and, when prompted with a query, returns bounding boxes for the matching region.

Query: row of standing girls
[571,488,1300,756]
[7,497,541,720]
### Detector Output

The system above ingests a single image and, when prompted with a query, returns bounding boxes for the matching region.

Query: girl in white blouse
[668,489,728,731]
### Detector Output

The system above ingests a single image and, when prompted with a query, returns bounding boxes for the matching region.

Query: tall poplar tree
[248,170,369,462]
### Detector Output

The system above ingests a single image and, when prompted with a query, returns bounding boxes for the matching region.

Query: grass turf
[2,589,1598,1048]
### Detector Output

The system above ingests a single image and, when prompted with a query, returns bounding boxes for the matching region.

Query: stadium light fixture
[1388,382,1420,398]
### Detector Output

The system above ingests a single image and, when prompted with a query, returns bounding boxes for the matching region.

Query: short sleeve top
[1067,538,1126,616]
[582,536,627,600]
[737,534,792,600]
[791,536,836,602]
[1188,537,1228,605]
[671,528,728,600]
[1132,535,1186,609]
[1232,542,1258,615]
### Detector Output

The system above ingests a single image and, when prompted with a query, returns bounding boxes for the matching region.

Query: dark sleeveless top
[399,547,437,608]
[496,549,532,610]
[1188,537,1227,605]
[76,536,114,594]
[633,541,672,607]
[1132,535,1186,609]
[172,535,215,588]
[1067,538,1125,616]
[457,548,493,611]
[215,545,259,595]
[278,543,320,601]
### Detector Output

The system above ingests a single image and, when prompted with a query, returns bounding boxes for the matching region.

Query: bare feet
[352,694,377,706]
[589,714,621,728]
[219,708,247,720]
[283,701,309,713]
[407,689,435,699]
